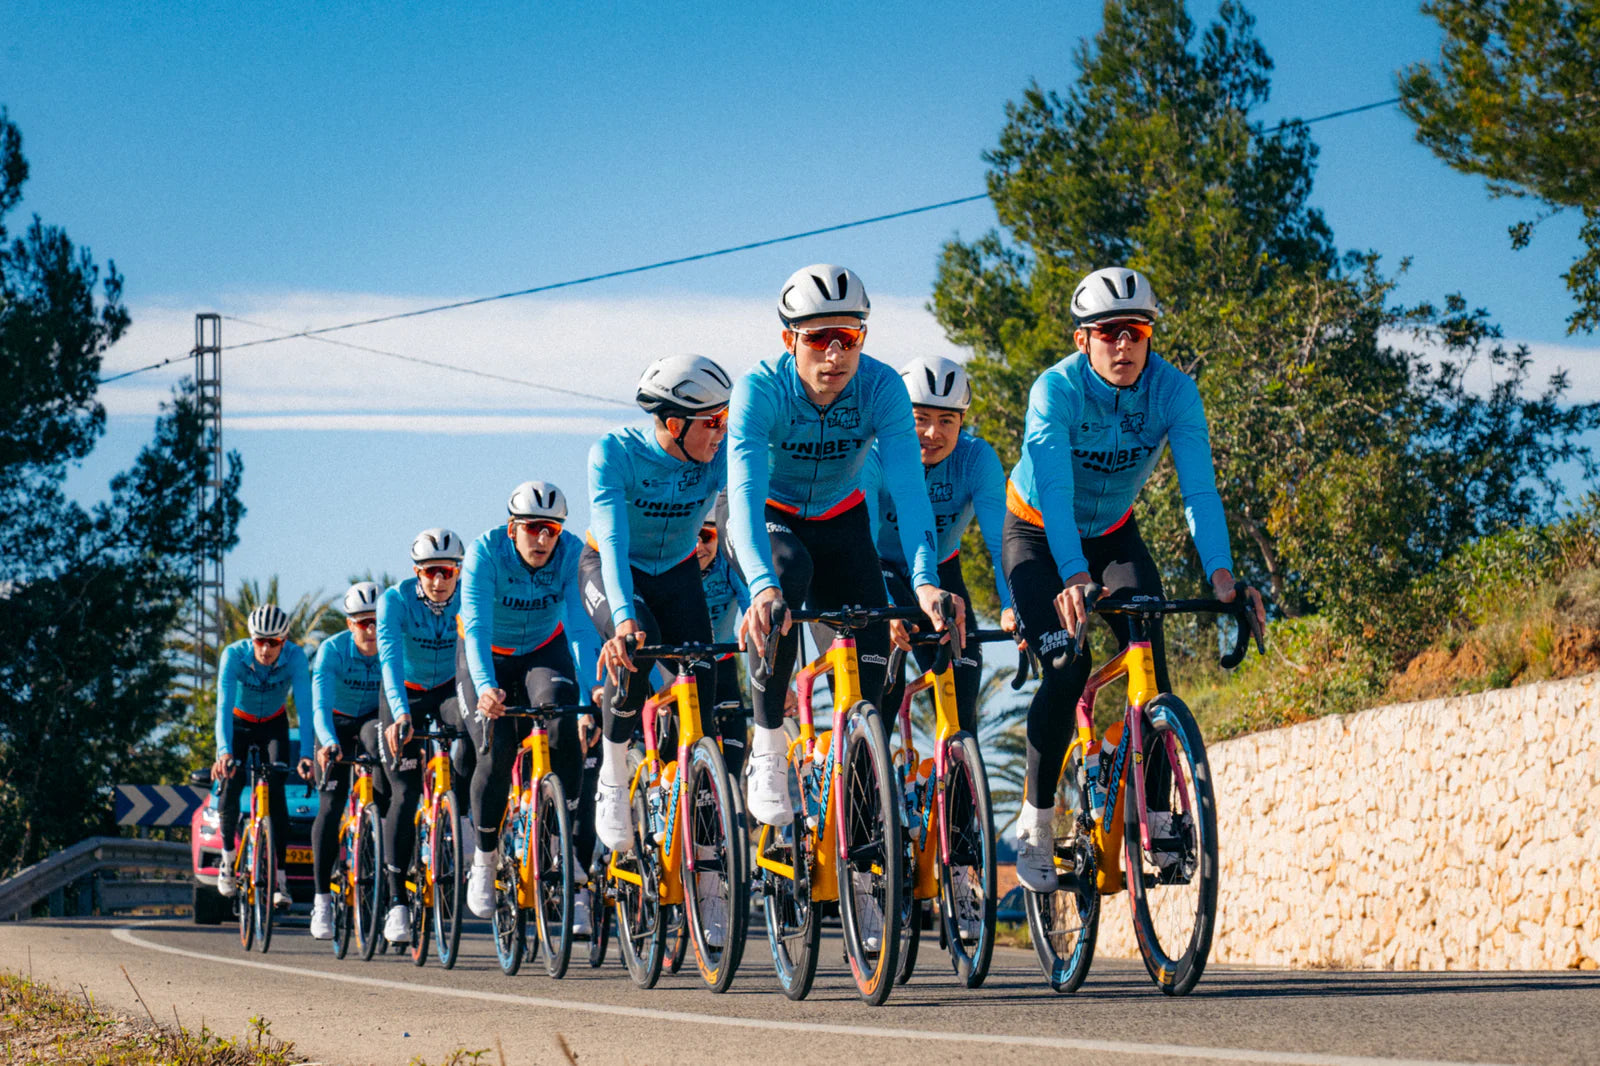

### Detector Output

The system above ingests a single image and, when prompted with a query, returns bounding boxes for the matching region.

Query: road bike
[755,603,922,1006]
[606,640,748,993]
[232,748,287,954]
[328,750,385,961]
[1025,585,1261,996]
[487,704,583,978]
[400,727,466,969]
[886,599,1027,989]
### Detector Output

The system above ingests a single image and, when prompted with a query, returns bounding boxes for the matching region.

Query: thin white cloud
[96,291,969,430]
[1380,329,1600,405]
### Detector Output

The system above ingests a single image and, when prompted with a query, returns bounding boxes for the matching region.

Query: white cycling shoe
[272,870,292,910]
[467,852,496,918]
[1015,807,1059,894]
[595,781,635,852]
[384,903,411,944]
[215,854,237,898]
[310,894,335,940]
[572,891,593,938]
[745,752,793,827]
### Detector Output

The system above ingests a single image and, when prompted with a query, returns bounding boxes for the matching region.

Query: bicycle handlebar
[1048,584,1265,671]
[632,641,742,663]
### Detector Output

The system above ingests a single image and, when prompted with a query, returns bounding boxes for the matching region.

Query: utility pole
[193,314,224,711]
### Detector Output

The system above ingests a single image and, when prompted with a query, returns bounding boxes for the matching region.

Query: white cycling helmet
[507,480,567,522]
[636,355,733,418]
[778,264,871,326]
[1070,267,1158,325]
[410,527,465,564]
[900,355,972,412]
[342,581,380,616]
[246,604,291,640]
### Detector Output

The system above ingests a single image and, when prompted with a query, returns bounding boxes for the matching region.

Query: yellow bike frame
[333,765,378,897]
[607,668,713,907]
[753,636,868,903]
[894,660,961,902]
[1060,641,1161,895]
[408,743,454,907]
[512,726,556,909]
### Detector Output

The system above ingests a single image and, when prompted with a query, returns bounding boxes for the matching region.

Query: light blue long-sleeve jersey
[376,577,461,718]
[215,638,314,764]
[727,352,940,596]
[588,425,728,626]
[1009,351,1233,582]
[862,430,1014,611]
[701,552,750,645]
[311,630,382,749]
[461,526,594,696]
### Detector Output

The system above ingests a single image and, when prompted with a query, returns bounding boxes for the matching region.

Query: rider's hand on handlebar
[914,584,966,648]
[1001,607,1017,635]
[385,716,413,759]
[740,587,791,659]
[211,753,233,782]
[297,757,315,782]
[1053,572,1094,645]
[478,686,507,720]
[600,619,644,687]
[1211,568,1266,641]
[888,618,915,651]
[317,744,340,774]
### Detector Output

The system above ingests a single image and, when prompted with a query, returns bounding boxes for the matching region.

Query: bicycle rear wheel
[332,843,352,959]
[585,854,611,968]
[1024,745,1098,993]
[355,804,384,961]
[534,774,574,979]
[835,701,902,1006]
[493,801,527,976]
[254,820,275,954]
[409,810,431,967]
[236,832,255,951]
[761,810,820,998]
[938,732,997,988]
[433,793,464,969]
[614,779,665,989]
[1124,694,1218,996]
[683,735,748,993]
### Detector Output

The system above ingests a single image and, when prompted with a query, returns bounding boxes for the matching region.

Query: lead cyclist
[1003,266,1265,893]
[727,263,966,833]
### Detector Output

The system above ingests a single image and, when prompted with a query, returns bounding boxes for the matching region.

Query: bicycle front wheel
[408,810,431,967]
[493,802,527,976]
[938,732,997,988]
[1125,694,1218,996]
[331,838,352,959]
[433,792,464,969]
[254,819,276,954]
[534,774,574,979]
[355,803,384,961]
[835,701,903,1006]
[682,735,748,993]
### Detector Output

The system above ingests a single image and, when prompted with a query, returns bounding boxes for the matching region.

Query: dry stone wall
[1093,673,1600,970]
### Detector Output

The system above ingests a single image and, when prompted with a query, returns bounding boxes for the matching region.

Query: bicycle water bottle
[1083,741,1107,824]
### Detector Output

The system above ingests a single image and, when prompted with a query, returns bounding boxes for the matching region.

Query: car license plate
[286,847,312,865]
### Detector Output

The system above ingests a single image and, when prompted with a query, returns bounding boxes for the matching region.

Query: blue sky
[4,0,1596,609]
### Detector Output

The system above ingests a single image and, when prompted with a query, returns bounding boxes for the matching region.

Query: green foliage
[0,111,243,874]
[932,0,1598,658]
[1399,0,1600,332]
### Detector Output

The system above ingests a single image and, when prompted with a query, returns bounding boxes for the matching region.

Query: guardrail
[0,836,190,921]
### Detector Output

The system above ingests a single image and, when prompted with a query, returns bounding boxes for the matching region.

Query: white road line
[111,923,1511,1066]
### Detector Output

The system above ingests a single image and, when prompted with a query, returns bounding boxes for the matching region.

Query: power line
[95,94,1401,385]
[220,194,991,353]
[222,315,633,407]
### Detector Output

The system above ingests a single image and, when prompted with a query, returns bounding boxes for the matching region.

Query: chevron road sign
[114,785,209,827]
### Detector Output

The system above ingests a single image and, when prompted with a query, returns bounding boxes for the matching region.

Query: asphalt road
[2,917,1597,1066]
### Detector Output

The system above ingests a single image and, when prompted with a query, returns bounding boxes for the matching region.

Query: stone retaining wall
[1092,673,1600,970]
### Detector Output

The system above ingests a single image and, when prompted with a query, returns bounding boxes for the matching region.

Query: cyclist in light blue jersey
[865,355,1015,736]
[376,527,467,944]
[581,356,734,855]
[211,604,313,906]
[1004,267,1264,892]
[309,582,385,940]
[727,264,964,829]
[452,481,596,919]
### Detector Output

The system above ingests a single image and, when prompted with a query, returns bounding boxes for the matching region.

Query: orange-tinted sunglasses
[1087,319,1153,343]
[793,325,866,350]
